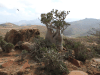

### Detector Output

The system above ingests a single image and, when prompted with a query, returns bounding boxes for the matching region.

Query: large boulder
[19,28,40,42]
[4,29,22,45]
[4,29,40,45]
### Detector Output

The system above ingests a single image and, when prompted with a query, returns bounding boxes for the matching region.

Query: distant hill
[0,22,19,28]
[63,18,100,37]
[1,18,100,37]
[13,19,45,26]
[0,23,47,38]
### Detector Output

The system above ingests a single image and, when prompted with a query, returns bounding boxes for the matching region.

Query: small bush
[21,49,28,54]
[0,39,14,53]
[63,38,97,62]
[64,49,75,60]
[37,48,69,75]
[0,40,8,52]
[30,36,69,74]
[19,49,29,61]
[33,36,54,49]
[6,43,14,48]
[92,44,100,55]
[0,39,7,46]
[0,36,3,40]
[30,36,57,61]
[5,43,14,53]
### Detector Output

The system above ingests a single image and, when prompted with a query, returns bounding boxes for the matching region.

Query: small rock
[91,64,97,68]
[92,42,98,46]
[25,69,30,72]
[92,58,100,63]
[68,70,88,75]
[87,70,93,74]
[87,48,91,52]
[68,56,83,67]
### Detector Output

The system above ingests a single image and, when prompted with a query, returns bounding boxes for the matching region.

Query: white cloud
[0,10,11,15]
[0,0,100,23]
[0,0,27,9]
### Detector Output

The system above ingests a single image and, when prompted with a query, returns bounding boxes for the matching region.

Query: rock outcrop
[4,29,22,45]
[14,41,34,52]
[19,29,40,42]
[4,29,40,45]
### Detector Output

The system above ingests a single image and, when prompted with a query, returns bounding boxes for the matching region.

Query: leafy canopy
[40,9,70,31]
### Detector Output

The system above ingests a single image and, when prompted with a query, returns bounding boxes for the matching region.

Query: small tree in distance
[39,9,70,51]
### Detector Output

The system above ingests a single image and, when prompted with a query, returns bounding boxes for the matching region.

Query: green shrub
[63,38,97,62]
[37,48,69,75]
[30,36,69,74]
[64,49,75,59]
[4,43,14,53]
[0,36,3,40]
[30,37,47,61]
[0,39,14,53]
[15,54,19,57]
[91,44,100,55]
[6,43,14,48]
[74,42,97,62]
[30,36,58,61]
[0,40,8,52]
[21,49,28,54]
[0,39,7,46]
[18,49,29,61]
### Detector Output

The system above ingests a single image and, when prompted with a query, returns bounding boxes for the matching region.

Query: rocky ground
[0,46,100,75]
[0,26,100,75]
[0,49,40,75]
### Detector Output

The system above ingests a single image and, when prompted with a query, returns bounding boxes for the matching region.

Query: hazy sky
[0,0,100,23]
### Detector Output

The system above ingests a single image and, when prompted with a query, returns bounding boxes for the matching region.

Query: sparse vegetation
[30,36,57,61]
[92,44,100,55]
[38,48,69,75]
[0,36,3,40]
[63,38,97,62]
[30,36,69,75]
[0,36,14,53]
[0,65,2,68]
[21,49,28,54]
[87,27,100,44]
[5,43,14,53]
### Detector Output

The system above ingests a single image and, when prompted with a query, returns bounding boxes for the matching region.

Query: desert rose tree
[39,9,70,51]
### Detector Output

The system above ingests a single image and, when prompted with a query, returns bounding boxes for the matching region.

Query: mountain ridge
[0,18,100,37]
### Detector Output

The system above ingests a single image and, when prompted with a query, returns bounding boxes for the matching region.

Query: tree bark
[45,27,63,51]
